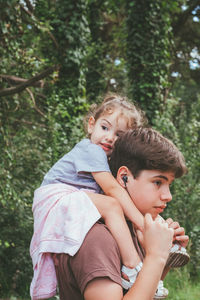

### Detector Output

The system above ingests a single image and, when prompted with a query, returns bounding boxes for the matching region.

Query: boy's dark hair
[109,127,187,179]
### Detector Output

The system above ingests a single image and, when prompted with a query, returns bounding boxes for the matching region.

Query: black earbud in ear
[122,175,128,186]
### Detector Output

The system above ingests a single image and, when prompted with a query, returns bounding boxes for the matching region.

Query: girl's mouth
[101,143,112,152]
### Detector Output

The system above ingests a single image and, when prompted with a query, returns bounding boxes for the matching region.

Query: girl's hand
[165,218,189,248]
[137,213,174,261]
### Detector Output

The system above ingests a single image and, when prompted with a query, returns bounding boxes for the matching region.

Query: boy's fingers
[166,218,173,225]
[169,227,175,235]
[155,215,165,223]
[162,222,169,228]
[176,235,189,247]
[174,227,185,235]
[144,213,153,226]
[169,221,180,229]
[176,234,189,240]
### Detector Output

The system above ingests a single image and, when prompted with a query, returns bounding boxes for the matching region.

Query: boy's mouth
[154,205,166,214]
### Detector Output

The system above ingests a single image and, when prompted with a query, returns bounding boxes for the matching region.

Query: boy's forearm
[124,255,166,300]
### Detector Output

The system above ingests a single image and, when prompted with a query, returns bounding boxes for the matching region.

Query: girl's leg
[86,192,141,268]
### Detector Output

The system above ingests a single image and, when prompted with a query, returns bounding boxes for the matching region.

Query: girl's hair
[109,127,187,179]
[84,93,147,134]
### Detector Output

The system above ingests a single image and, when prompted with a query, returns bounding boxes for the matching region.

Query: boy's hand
[165,218,189,248]
[137,214,174,261]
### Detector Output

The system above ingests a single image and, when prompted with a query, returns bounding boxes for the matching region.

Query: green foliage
[86,0,125,101]
[44,0,90,160]
[0,91,52,296]
[0,203,33,296]
[126,0,173,121]
[0,0,90,296]
[86,0,107,102]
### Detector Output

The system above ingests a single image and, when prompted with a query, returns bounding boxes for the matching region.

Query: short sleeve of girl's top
[74,139,110,173]
[41,139,111,192]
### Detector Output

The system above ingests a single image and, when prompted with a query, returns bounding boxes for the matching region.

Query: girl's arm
[92,171,144,231]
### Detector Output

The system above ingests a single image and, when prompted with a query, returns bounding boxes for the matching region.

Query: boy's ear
[88,116,95,134]
[116,166,131,187]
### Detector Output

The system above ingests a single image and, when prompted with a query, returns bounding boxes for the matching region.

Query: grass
[1,269,200,300]
[164,268,200,300]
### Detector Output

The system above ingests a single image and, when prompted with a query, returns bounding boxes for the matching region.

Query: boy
[53,127,189,300]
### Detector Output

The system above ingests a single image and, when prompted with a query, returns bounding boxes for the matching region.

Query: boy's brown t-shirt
[53,222,144,300]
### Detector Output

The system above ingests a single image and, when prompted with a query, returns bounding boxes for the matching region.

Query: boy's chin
[151,213,159,220]
[142,212,157,220]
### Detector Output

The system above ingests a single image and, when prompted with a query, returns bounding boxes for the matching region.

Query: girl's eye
[102,125,108,131]
[116,131,125,138]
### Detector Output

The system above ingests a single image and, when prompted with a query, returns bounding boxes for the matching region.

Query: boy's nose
[161,188,172,202]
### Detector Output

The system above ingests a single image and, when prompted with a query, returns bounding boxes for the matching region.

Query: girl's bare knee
[86,192,123,218]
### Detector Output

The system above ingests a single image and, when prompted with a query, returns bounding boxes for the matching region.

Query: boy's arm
[92,171,144,231]
[84,214,174,300]
[84,256,166,300]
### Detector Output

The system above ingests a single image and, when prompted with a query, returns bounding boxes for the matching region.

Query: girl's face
[88,110,129,156]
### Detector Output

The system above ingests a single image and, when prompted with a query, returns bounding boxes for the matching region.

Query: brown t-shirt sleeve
[53,223,122,300]
[71,222,122,294]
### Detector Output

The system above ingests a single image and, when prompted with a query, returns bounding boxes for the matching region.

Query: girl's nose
[106,131,115,142]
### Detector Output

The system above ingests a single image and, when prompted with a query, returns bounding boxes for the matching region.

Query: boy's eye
[154,180,162,186]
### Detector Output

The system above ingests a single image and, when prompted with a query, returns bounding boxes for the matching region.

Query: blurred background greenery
[0,0,199,298]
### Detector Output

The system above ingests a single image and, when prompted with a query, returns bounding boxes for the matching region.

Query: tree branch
[24,0,34,13]
[26,88,46,118]
[0,65,58,97]
[0,74,43,87]
[11,118,47,128]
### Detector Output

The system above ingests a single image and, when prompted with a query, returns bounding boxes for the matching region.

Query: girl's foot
[166,243,190,268]
[154,280,169,299]
[122,266,168,299]
[121,262,143,290]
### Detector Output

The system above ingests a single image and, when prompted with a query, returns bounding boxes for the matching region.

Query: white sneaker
[121,262,143,290]
[166,243,190,268]
[154,280,169,299]
[122,265,168,299]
